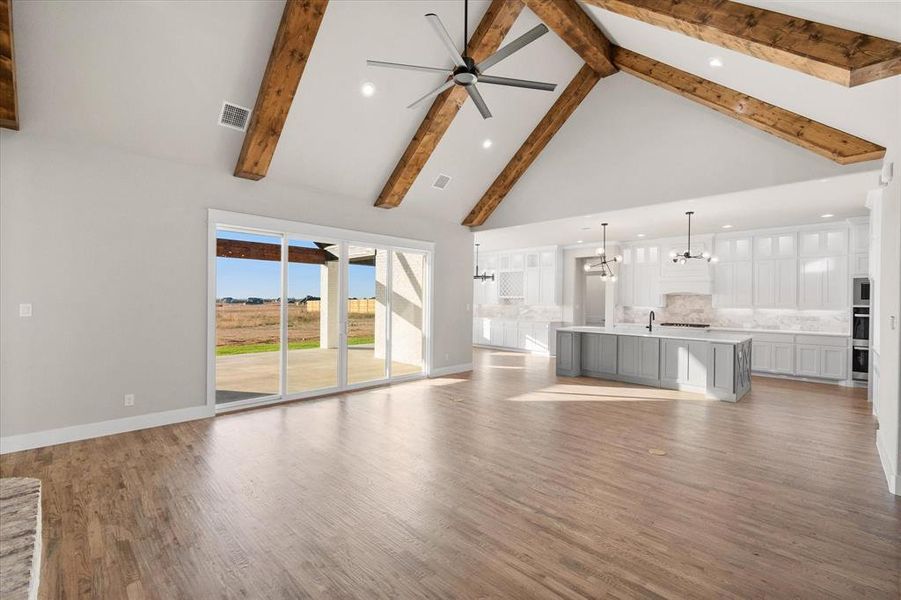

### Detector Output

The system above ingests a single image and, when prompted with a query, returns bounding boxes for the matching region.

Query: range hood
[658,279,712,295]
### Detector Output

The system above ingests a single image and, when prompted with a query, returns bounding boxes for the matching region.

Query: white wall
[0,133,474,439]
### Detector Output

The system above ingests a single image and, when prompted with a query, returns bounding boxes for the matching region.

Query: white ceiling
[8,0,900,231]
[474,169,880,251]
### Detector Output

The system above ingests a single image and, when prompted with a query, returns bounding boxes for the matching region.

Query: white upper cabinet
[712,235,752,308]
[799,228,847,257]
[622,244,662,307]
[754,233,796,259]
[714,236,752,262]
[754,257,797,308]
[713,261,753,308]
[473,247,560,307]
[848,219,870,277]
[753,233,797,308]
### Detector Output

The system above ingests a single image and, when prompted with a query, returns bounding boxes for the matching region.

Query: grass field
[216,336,375,356]
[216,303,375,355]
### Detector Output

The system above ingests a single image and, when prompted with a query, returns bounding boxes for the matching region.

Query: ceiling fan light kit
[367,0,557,119]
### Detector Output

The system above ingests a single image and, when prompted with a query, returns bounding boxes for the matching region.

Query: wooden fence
[299,299,376,314]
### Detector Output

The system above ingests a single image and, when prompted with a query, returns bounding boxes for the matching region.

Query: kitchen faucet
[647,310,655,332]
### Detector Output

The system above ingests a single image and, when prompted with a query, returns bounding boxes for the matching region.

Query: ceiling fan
[366,0,557,119]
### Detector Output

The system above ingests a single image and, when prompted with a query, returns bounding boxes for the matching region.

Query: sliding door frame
[207,209,435,414]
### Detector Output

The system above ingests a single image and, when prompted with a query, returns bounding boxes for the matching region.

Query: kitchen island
[556,326,752,402]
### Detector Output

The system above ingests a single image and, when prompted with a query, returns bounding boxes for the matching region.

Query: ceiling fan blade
[407,79,455,109]
[425,13,466,68]
[476,24,549,72]
[477,74,557,92]
[367,60,451,74]
[466,84,492,119]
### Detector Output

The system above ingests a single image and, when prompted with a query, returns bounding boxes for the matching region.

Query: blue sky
[216,231,375,299]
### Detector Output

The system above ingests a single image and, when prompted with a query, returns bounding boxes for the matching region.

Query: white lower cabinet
[473,318,556,354]
[724,331,850,381]
[749,334,795,375]
[793,335,848,380]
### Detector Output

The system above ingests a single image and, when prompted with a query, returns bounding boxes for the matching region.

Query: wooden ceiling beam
[613,47,886,165]
[374,0,525,209]
[462,64,601,227]
[0,0,18,130]
[583,0,901,87]
[217,239,335,264]
[522,0,617,76]
[234,0,329,180]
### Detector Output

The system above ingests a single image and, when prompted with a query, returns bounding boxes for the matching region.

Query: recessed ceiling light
[482,139,493,149]
[708,57,724,68]
[821,213,834,218]
[636,233,646,238]
[577,240,584,244]
[360,81,376,97]
[722,224,733,229]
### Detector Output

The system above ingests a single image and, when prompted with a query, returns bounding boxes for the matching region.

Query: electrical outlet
[19,303,32,317]
[124,394,135,407]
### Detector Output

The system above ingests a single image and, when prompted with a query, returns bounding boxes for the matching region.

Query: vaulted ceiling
[5,0,899,231]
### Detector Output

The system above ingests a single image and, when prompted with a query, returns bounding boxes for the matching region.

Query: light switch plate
[19,304,32,317]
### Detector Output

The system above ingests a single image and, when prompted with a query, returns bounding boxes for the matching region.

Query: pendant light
[473,243,495,283]
[583,223,621,281]
[670,211,717,264]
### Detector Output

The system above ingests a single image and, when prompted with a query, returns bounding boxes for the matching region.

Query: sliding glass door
[285,237,340,394]
[210,213,431,411]
[214,229,282,404]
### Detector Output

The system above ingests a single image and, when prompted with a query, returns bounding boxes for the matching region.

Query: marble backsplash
[617,294,849,333]
[475,304,565,321]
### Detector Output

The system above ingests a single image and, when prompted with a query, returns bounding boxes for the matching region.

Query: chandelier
[473,243,495,283]
[583,223,621,281]
[670,211,717,264]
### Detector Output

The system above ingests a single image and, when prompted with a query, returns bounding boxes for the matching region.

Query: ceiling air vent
[432,173,452,190]
[218,101,251,132]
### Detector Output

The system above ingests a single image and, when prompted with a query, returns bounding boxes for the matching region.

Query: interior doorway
[584,272,607,326]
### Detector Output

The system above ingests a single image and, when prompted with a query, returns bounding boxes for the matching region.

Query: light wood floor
[1,349,898,599]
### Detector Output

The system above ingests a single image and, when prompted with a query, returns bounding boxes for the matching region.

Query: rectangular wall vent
[432,173,452,190]
[219,101,251,132]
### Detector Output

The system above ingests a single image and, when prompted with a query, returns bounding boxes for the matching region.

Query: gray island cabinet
[556,327,752,402]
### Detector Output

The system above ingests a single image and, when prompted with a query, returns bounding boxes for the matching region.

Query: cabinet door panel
[821,347,847,380]
[599,335,618,374]
[581,334,600,372]
[733,262,753,307]
[752,341,773,371]
[524,268,540,305]
[686,341,708,386]
[754,261,775,307]
[558,332,574,371]
[639,338,660,380]
[796,345,821,377]
[799,258,825,308]
[775,258,798,307]
[662,340,685,381]
[824,256,848,309]
[773,344,795,374]
[617,337,640,376]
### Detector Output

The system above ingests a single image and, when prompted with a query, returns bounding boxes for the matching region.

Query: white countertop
[708,327,849,337]
[556,326,753,344]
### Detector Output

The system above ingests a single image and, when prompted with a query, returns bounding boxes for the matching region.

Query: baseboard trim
[0,405,214,455]
[430,363,473,377]
[876,429,898,495]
